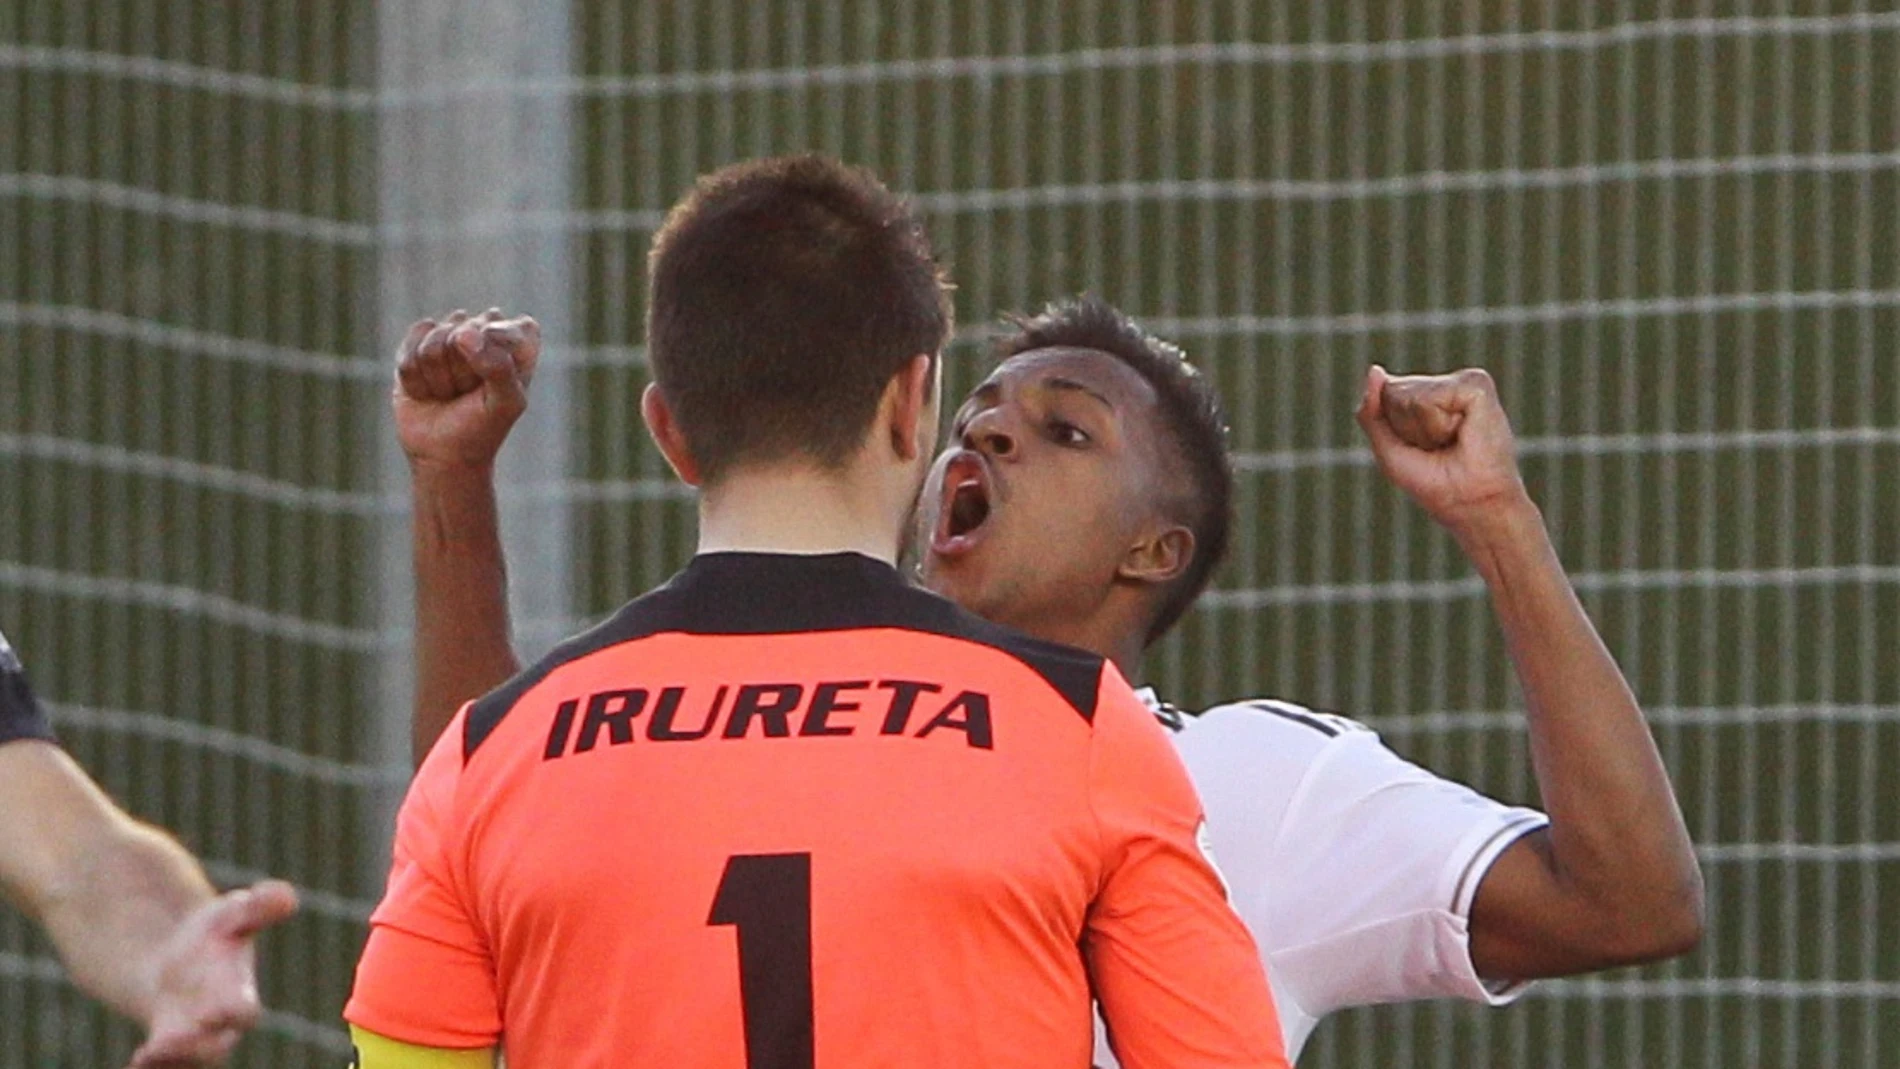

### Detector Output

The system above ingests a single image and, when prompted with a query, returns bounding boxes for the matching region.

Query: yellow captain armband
[348,1025,498,1069]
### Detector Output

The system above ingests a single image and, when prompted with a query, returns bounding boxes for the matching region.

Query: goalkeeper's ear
[347,1025,496,1069]
[641,382,704,487]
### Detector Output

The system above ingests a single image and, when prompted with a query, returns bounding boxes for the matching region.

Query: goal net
[3,3,1895,1065]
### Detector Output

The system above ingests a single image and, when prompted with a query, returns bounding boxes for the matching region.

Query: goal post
[367,0,576,896]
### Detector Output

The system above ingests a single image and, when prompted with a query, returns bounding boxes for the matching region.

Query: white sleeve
[1250,711,1548,1020]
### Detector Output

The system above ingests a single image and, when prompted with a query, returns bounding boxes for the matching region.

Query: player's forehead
[965,346,1159,412]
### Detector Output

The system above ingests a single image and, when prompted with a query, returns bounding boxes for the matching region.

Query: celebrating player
[0,629,299,1068]
[346,159,1287,1069]
[925,301,1704,1062]
[398,290,1704,1062]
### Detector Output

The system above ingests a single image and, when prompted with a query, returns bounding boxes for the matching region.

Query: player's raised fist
[393,308,541,471]
[1355,365,1530,532]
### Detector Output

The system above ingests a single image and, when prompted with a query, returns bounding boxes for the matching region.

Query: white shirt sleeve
[1183,701,1548,1024]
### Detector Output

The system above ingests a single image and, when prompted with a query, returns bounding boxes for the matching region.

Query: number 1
[708,853,814,1069]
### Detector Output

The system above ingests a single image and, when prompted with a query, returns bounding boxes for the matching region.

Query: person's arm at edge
[394,311,538,765]
[0,741,298,1066]
[0,740,212,1020]
[347,1025,494,1068]
[1359,366,1704,981]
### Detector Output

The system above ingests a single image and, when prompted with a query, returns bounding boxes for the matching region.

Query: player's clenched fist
[1355,365,1531,533]
[393,308,540,471]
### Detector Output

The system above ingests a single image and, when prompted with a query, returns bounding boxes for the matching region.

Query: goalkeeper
[0,628,298,1067]
[350,159,1284,1069]
[396,297,1701,1062]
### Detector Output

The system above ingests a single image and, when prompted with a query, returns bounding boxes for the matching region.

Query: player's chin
[919,545,968,589]
[920,540,995,599]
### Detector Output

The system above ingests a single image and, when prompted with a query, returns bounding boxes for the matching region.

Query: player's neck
[694,462,910,565]
[1067,621,1148,685]
[1008,596,1150,684]
[1093,586,1165,684]
[1103,631,1147,683]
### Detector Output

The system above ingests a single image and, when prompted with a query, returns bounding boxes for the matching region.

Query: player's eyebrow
[965,381,1002,407]
[1041,376,1117,414]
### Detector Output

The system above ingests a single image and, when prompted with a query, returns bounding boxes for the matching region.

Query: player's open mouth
[931,451,994,558]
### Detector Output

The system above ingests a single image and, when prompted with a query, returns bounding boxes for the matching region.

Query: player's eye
[1049,420,1090,446]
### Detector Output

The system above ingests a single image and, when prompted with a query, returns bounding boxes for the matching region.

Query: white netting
[0,0,379,1063]
[4,3,1896,1065]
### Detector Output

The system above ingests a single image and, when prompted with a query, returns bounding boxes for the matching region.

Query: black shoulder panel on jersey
[464,552,1105,760]
[1245,699,1344,737]
[462,606,668,759]
[0,632,58,747]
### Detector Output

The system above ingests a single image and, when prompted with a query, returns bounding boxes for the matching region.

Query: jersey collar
[1134,686,1193,733]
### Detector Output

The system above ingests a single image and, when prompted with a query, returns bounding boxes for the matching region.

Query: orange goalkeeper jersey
[347,552,1285,1068]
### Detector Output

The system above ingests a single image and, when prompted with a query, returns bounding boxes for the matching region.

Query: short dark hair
[646,155,953,481]
[993,295,1234,645]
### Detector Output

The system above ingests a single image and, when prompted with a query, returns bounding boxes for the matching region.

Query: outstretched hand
[1355,365,1531,534]
[393,308,541,471]
[126,880,300,1069]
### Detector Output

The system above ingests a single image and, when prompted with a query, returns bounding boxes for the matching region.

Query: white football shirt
[1093,691,1548,1065]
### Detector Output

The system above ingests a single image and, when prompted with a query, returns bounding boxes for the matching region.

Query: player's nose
[961,408,1017,460]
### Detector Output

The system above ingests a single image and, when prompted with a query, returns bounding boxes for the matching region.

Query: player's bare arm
[0,741,298,1068]
[394,309,539,764]
[1358,366,1705,980]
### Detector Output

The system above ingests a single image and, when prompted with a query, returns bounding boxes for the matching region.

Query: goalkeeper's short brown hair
[646,155,954,483]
